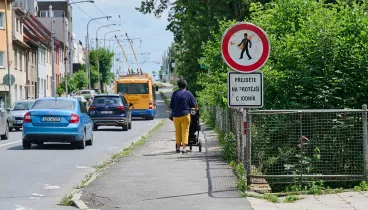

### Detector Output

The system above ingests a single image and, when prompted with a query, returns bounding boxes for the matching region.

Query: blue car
[22,97,94,150]
[88,94,133,131]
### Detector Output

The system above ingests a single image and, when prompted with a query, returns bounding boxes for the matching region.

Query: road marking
[29,197,40,200]
[31,193,43,197]
[0,140,21,147]
[14,204,33,210]
[44,184,60,190]
[76,165,88,169]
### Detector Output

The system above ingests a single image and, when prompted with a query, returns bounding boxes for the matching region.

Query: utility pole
[51,20,56,97]
[4,0,11,106]
[70,36,73,76]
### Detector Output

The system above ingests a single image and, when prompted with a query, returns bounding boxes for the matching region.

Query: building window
[47,76,49,90]
[40,11,48,17]
[14,49,17,70]
[0,51,4,68]
[20,85,23,100]
[19,52,22,71]
[16,19,19,32]
[14,85,18,101]
[53,10,63,17]
[0,13,4,29]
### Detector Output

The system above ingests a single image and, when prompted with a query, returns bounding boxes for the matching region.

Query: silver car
[0,106,9,140]
[7,100,35,131]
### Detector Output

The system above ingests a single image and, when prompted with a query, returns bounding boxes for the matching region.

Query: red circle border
[221,22,270,73]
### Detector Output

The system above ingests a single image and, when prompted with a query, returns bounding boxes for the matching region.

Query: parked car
[22,97,94,149]
[94,89,102,94]
[88,94,133,131]
[80,90,96,101]
[73,96,88,106]
[0,106,9,140]
[7,100,35,131]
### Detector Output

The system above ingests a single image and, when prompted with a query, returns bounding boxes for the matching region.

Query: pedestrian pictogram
[221,22,270,73]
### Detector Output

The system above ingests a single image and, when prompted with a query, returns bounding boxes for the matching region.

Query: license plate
[42,117,61,122]
[101,111,113,114]
[16,120,22,124]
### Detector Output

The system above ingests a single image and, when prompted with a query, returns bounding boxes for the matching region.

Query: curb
[69,119,167,209]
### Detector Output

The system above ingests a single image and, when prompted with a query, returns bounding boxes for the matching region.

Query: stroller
[176,108,202,152]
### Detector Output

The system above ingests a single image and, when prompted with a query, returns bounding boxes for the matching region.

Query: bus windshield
[117,83,149,94]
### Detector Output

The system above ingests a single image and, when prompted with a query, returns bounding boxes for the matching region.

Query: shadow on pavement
[137,124,241,199]
[7,143,91,151]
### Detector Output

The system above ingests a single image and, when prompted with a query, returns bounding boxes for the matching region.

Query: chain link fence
[203,105,368,186]
[202,106,243,162]
[247,109,365,185]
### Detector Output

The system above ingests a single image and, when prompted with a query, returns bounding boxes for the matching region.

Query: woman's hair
[177,79,187,89]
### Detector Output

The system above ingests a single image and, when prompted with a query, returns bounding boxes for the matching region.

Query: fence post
[236,109,241,162]
[239,108,244,163]
[242,108,247,166]
[363,104,368,179]
[246,109,251,186]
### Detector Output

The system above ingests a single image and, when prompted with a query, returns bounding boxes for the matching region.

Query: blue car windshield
[12,101,34,110]
[31,100,76,111]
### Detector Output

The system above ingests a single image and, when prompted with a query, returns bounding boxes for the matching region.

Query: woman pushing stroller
[170,79,198,154]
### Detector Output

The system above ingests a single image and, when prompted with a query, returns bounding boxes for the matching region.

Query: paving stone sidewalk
[248,191,368,210]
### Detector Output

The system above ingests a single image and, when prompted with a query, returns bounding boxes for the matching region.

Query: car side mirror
[155,86,159,91]
[129,103,133,107]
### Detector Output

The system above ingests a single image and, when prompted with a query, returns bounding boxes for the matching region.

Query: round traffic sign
[3,74,15,86]
[221,22,270,73]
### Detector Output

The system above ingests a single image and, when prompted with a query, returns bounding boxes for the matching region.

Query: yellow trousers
[173,114,191,145]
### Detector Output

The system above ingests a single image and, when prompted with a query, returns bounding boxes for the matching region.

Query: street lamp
[86,16,112,90]
[95,24,116,91]
[108,34,125,49]
[68,0,94,76]
[104,30,120,48]
[96,24,116,49]
[62,0,93,95]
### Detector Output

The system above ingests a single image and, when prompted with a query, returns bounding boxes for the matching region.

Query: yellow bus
[114,73,158,120]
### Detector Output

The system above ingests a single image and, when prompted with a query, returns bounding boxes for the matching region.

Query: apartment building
[37,1,72,76]
[12,7,28,101]
[23,11,64,99]
[0,0,13,107]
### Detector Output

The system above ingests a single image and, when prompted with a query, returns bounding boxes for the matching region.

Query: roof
[36,97,78,101]
[23,13,64,48]
[16,100,35,103]
[94,94,121,97]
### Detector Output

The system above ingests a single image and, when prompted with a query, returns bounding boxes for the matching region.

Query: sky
[39,0,174,79]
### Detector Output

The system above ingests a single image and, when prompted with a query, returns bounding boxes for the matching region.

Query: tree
[56,73,77,96]
[137,0,270,95]
[198,0,368,110]
[89,48,115,90]
[73,70,88,90]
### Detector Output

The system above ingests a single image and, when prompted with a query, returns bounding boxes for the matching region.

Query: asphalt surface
[0,84,172,210]
[81,87,252,210]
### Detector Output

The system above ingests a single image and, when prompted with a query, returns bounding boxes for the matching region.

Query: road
[0,84,173,210]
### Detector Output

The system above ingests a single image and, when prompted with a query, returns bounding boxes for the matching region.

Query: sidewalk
[248,191,368,210]
[80,89,252,209]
